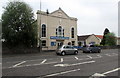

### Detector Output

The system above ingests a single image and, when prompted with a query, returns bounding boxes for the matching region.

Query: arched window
[56,26,64,37]
[71,28,74,38]
[42,24,46,37]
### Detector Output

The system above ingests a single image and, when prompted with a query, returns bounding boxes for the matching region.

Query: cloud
[0,0,119,36]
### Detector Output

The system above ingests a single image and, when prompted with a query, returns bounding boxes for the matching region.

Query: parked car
[73,46,82,50]
[82,45,101,53]
[56,45,78,56]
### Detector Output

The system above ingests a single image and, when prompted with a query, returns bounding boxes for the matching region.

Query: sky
[0,0,119,36]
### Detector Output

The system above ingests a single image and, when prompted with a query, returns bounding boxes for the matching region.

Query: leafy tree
[100,28,110,45]
[105,32,117,46]
[2,1,37,47]
[0,20,1,33]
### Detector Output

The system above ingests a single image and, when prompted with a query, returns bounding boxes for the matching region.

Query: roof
[95,35,103,39]
[78,35,91,41]
[37,8,77,21]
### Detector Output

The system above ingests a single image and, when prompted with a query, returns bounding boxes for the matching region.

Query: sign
[50,36,69,40]
[51,42,56,46]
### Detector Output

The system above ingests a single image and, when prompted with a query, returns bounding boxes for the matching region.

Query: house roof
[95,35,103,39]
[78,34,103,41]
[78,35,91,41]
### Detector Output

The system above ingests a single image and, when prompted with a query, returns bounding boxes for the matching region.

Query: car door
[65,46,70,54]
[71,46,75,54]
[92,45,97,52]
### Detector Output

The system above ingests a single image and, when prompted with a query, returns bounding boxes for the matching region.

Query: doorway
[57,41,63,49]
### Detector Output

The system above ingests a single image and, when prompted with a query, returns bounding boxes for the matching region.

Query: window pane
[71,28,74,38]
[42,24,46,37]
[42,40,46,46]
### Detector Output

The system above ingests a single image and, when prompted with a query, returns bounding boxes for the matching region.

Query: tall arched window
[71,28,74,38]
[56,26,64,37]
[42,24,46,37]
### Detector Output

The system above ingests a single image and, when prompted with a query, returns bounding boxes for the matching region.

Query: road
[2,49,119,78]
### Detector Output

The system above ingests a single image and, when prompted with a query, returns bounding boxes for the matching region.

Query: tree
[2,1,37,47]
[100,28,110,45]
[105,32,117,46]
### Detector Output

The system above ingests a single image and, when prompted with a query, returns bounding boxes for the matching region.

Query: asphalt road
[2,49,120,78]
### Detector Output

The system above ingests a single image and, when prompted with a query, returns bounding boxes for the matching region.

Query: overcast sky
[0,0,119,36]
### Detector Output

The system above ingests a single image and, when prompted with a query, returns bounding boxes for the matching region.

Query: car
[56,45,78,56]
[82,45,101,53]
[73,46,82,50]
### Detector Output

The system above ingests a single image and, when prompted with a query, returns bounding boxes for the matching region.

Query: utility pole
[39,0,42,52]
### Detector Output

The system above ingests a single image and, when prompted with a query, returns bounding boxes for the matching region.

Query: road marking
[54,64,69,67]
[61,58,63,62]
[91,67,120,77]
[91,55,102,59]
[75,56,79,60]
[97,55,102,58]
[45,68,80,77]
[111,53,118,56]
[54,60,95,67]
[8,62,58,68]
[103,67,120,75]
[41,59,47,64]
[105,54,111,56]
[13,61,26,67]
[87,55,93,59]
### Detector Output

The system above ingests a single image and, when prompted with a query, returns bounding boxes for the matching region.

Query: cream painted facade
[85,35,100,45]
[78,34,100,46]
[37,8,78,50]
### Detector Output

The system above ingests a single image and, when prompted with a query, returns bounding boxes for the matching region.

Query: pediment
[50,8,69,18]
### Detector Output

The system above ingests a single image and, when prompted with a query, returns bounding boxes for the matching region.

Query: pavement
[2,50,56,58]
[1,49,120,78]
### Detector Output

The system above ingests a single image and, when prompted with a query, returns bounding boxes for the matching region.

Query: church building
[37,8,78,50]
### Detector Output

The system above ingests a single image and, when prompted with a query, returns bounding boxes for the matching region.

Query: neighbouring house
[78,34,102,46]
[37,8,78,50]
[95,35,103,43]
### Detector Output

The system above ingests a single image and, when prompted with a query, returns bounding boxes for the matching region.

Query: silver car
[56,45,78,56]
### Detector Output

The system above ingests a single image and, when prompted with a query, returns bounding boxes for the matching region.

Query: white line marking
[61,58,63,62]
[54,60,95,67]
[78,59,83,60]
[75,56,79,60]
[13,61,26,67]
[69,60,95,66]
[87,55,93,59]
[41,59,47,64]
[54,64,69,67]
[97,55,102,58]
[45,69,80,77]
[111,53,118,56]
[102,67,120,75]
[105,54,111,56]
[8,62,58,68]
[91,67,120,77]
[91,55,102,59]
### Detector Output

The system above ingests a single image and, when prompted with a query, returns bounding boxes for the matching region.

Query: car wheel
[56,53,59,55]
[61,51,65,56]
[90,50,92,53]
[74,51,78,55]
[98,50,101,53]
